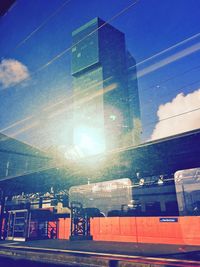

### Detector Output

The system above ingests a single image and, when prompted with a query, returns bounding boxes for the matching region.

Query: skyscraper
[71,17,141,154]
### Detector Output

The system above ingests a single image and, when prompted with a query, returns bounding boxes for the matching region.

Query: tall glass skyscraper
[71,17,141,154]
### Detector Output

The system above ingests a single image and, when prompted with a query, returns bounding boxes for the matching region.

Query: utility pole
[0,189,5,240]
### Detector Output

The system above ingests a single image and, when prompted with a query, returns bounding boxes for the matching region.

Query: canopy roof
[0,129,200,196]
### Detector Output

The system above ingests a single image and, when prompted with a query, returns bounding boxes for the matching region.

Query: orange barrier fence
[48,221,57,239]
[57,217,200,245]
[58,218,70,239]
[91,217,138,242]
[135,217,200,245]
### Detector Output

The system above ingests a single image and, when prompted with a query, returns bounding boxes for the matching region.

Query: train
[1,167,200,245]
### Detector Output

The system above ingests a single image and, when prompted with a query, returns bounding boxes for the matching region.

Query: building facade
[71,17,141,153]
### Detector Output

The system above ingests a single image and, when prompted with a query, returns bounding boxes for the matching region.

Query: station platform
[0,239,200,261]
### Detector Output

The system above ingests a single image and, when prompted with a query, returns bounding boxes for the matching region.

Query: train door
[6,209,29,241]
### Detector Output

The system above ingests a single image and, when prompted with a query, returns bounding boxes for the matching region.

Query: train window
[175,167,200,215]
[165,201,179,216]
[69,178,132,216]
[145,202,161,216]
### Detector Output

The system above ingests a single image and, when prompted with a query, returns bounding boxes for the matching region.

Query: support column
[0,190,5,240]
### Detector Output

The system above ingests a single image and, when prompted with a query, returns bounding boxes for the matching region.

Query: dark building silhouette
[71,17,141,153]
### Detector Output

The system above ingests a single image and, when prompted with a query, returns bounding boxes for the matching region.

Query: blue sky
[0,0,200,151]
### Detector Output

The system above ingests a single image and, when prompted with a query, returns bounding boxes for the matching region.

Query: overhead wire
[1,54,200,140]
[145,106,200,128]
[1,0,140,84]
[0,98,200,176]
[0,0,140,144]
[4,0,72,53]
[1,0,200,94]
[1,99,199,182]
[1,127,200,183]
[0,0,199,173]
[2,70,200,140]
[35,0,140,73]
[1,2,199,198]
[142,64,200,91]
[129,32,200,69]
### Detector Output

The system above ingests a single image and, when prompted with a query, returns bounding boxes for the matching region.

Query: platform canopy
[0,129,200,196]
[0,133,55,195]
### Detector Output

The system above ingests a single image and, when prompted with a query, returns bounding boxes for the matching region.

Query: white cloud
[0,58,30,88]
[151,89,200,140]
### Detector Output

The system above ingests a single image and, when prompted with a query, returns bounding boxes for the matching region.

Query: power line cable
[129,32,200,69]
[5,0,72,53]
[142,64,200,91]
[1,0,200,150]
[4,0,200,89]
[146,106,200,128]
[108,128,200,156]
[35,0,140,73]
[37,106,200,146]
[2,0,199,95]
[1,4,199,94]
[1,127,200,183]
[1,72,200,144]
[144,78,200,108]
[3,104,200,160]
[1,28,199,107]
[0,0,140,134]
[35,30,200,77]
[1,0,139,77]
[1,103,199,180]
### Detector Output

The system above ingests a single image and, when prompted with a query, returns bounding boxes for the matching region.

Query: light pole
[0,189,5,240]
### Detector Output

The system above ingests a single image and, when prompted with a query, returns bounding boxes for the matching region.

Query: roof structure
[0,129,200,196]
[0,133,54,195]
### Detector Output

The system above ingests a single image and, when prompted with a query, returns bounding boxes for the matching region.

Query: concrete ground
[0,239,199,260]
